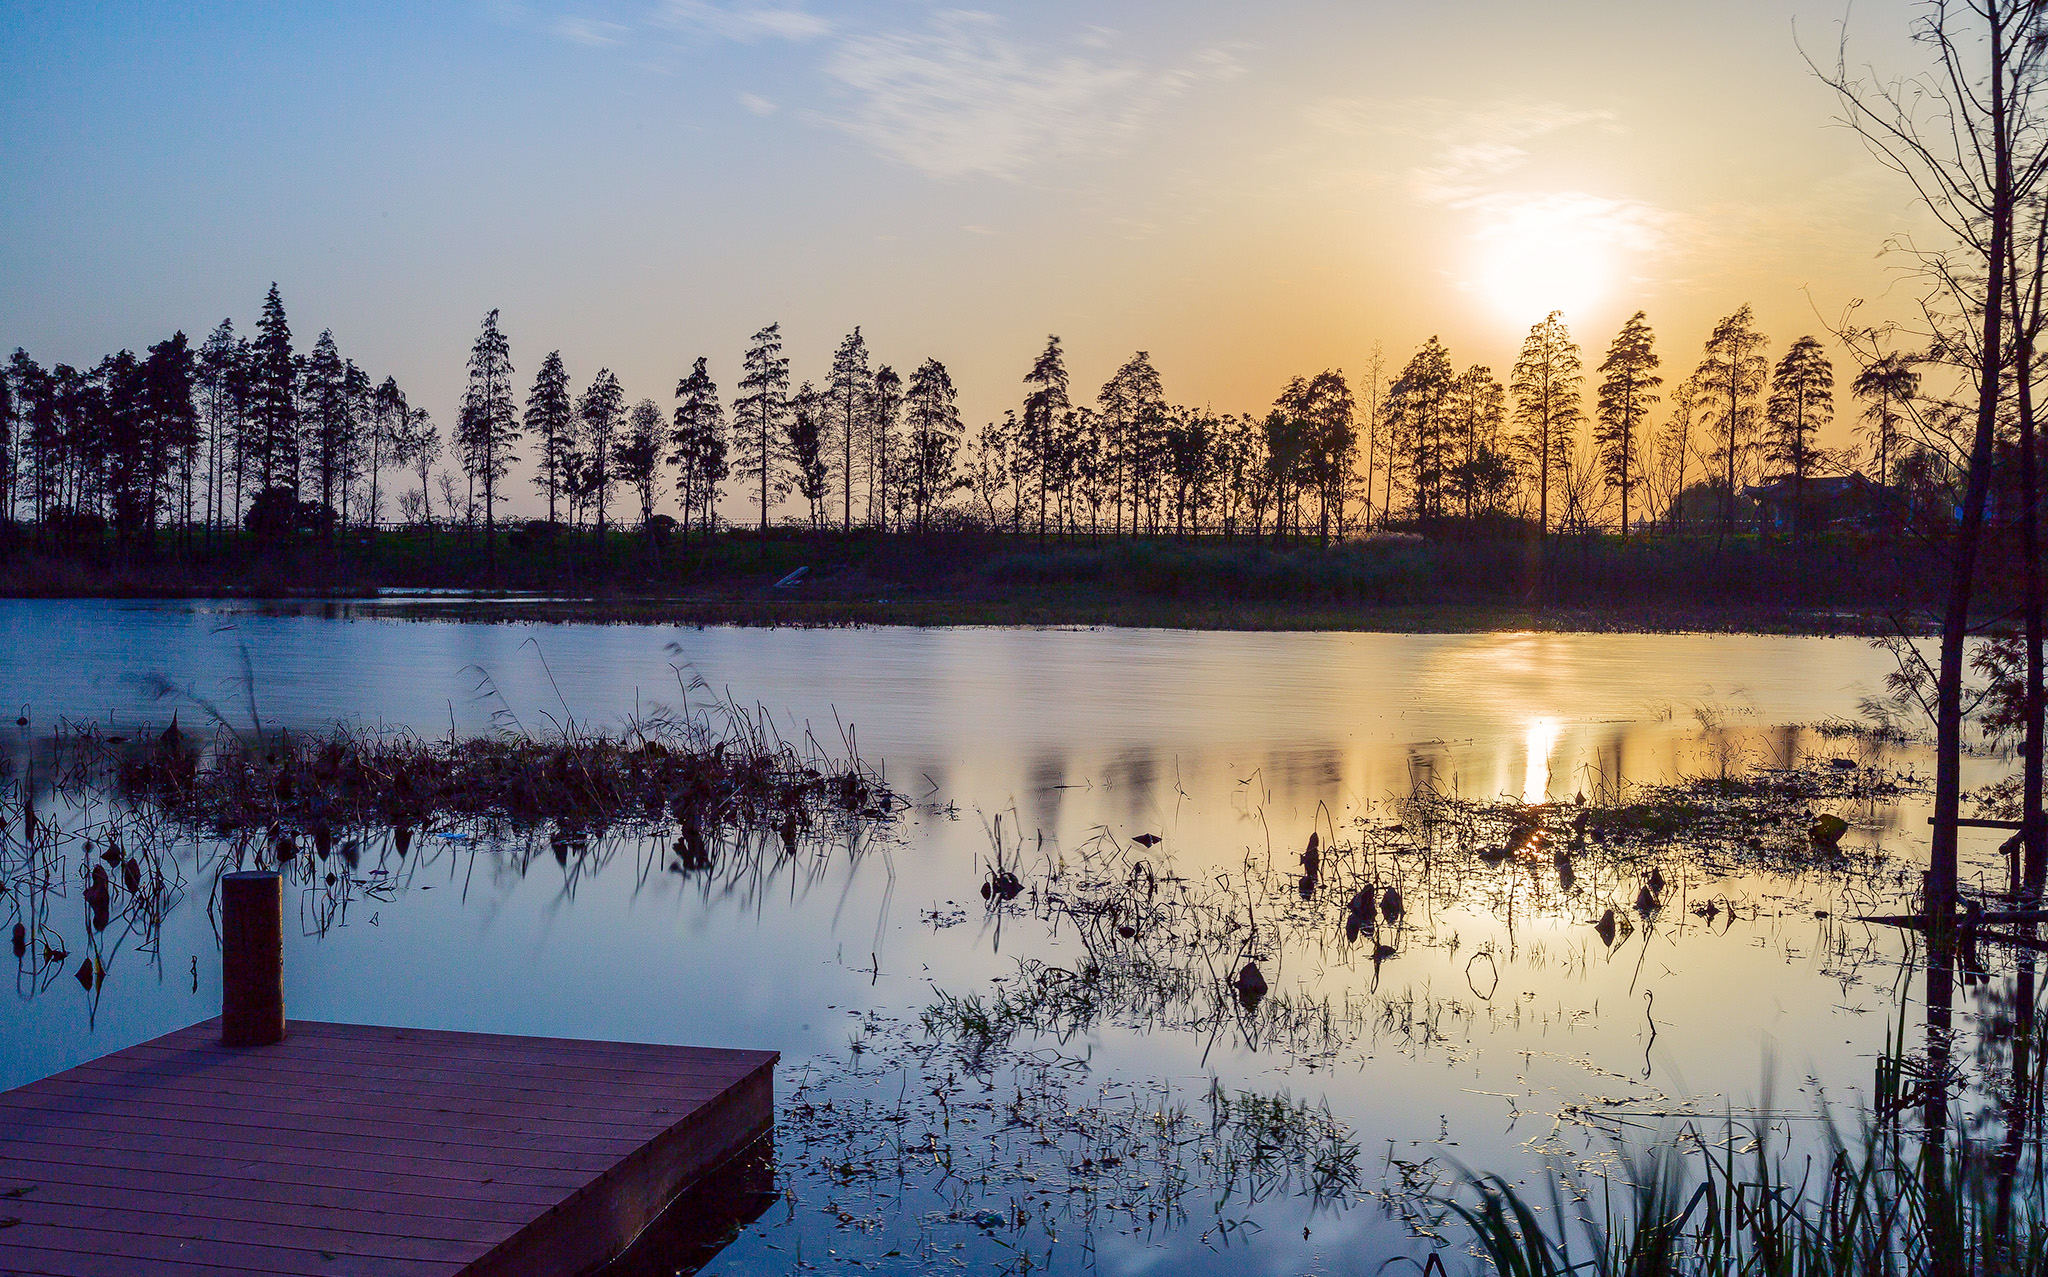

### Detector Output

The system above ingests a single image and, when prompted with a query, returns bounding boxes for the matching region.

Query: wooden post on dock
[220,870,284,1046]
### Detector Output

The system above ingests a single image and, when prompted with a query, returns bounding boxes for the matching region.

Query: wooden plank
[10,1073,717,1136]
[7,1140,592,1196]
[4,1110,639,1173]
[0,1146,561,1219]
[0,1223,439,1277]
[107,1035,759,1095]
[0,1084,688,1151]
[60,1053,744,1114]
[0,1166,542,1231]
[110,1027,761,1081]
[46,1061,727,1124]
[1,1200,495,1264]
[0,1019,776,1277]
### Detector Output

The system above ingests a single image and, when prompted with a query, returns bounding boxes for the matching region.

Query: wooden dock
[0,1018,776,1276]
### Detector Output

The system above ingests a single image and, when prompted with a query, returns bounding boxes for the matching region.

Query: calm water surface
[0,601,2001,1274]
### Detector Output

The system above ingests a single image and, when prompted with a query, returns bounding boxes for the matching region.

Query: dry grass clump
[46,703,893,860]
[1398,759,1921,877]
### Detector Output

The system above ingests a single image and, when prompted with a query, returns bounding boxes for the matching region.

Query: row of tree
[1370,305,1881,539]
[0,289,1943,548]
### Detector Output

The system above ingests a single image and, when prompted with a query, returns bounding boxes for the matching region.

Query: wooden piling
[221,870,284,1047]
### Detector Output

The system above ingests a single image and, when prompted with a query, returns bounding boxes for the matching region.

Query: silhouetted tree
[1276,370,1356,540]
[670,357,726,538]
[1161,406,1216,537]
[862,364,901,530]
[364,377,406,527]
[1656,374,1704,530]
[785,380,829,528]
[1765,334,1837,535]
[95,349,144,540]
[158,334,204,541]
[190,323,236,532]
[1511,311,1583,536]
[1387,341,1454,523]
[300,330,354,530]
[1097,352,1163,535]
[391,407,440,526]
[903,358,962,532]
[98,333,198,550]
[618,398,665,531]
[827,328,871,530]
[733,323,790,531]
[458,309,519,557]
[0,352,16,524]
[526,351,575,526]
[1694,304,1769,534]
[249,284,298,495]
[966,416,1011,528]
[576,369,623,542]
[9,352,55,522]
[1853,352,1919,490]
[1214,412,1266,536]
[1020,335,1069,539]
[1814,0,2048,1119]
[1447,363,1511,518]
[1595,311,1662,536]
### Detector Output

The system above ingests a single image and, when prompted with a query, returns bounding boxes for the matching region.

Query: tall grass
[1438,1056,2046,1275]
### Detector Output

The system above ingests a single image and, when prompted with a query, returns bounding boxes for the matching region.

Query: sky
[0,0,1943,515]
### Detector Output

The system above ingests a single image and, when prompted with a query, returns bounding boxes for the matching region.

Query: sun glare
[1521,717,1560,804]
[1471,200,1619,328]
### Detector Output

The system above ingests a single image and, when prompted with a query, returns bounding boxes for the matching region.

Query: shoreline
[218,593,1908,635]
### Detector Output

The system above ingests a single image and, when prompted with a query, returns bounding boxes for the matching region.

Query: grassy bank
[341,593,1899,634]
[3,525,1934,633]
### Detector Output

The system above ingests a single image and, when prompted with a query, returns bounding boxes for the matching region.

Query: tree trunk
[1931,11,2015,947]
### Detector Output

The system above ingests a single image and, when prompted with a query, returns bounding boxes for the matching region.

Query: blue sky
[2,1,1929,512]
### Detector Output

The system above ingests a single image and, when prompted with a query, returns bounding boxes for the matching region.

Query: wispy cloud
[530,4,1239,179]
[654,0,830,43]
[1313,96,1677,268]
[1307,98,1621,204]
[820,12,1243,179]
[554,15,630,47]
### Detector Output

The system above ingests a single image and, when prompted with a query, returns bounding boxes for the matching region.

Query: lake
[0,600,2011,1274]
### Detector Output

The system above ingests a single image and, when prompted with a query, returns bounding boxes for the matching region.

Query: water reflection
[1522,717,1560,803]
[2,603,2040,1273]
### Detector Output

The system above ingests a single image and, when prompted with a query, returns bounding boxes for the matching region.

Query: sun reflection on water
[1522,716,1560,802]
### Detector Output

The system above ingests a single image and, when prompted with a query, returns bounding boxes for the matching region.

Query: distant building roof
[1741,472,1878,501]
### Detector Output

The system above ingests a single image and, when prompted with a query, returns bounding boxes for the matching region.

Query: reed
[1433,1042,2047,1276]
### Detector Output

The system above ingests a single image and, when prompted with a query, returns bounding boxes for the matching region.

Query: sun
[1470,198,1620,328]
